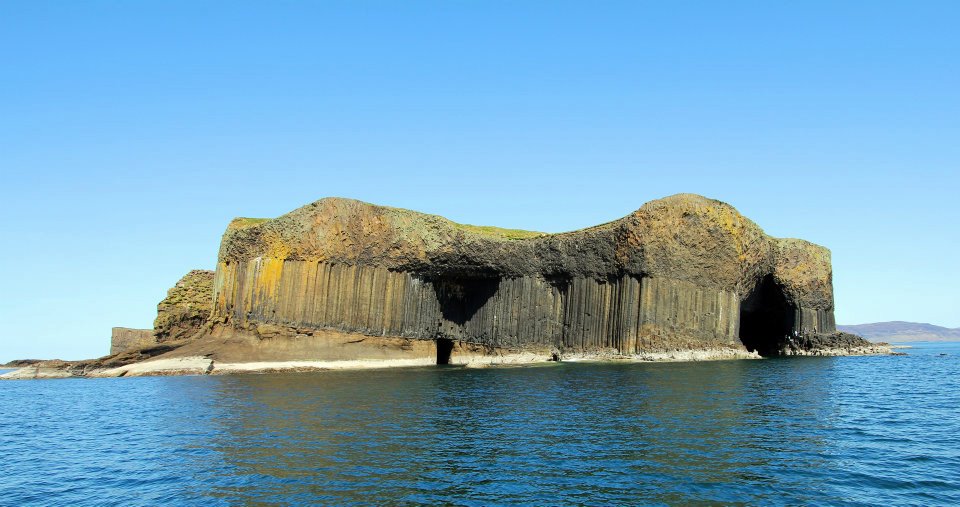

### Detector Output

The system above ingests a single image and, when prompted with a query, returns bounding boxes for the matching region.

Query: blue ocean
[2,343,958,506]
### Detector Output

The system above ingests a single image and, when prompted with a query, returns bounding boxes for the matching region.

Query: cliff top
[228,201,548,240]
[215,193,833,307]
[225,193,746,241]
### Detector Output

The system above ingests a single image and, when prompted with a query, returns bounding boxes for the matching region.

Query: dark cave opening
[739,275,795,357]
[436,338,454,365]
[430,276,501,326]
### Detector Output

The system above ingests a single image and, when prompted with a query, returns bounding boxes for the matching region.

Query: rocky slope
[154,269,215,342]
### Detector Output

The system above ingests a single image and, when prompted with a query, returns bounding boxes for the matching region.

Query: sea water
[1,343,958,506]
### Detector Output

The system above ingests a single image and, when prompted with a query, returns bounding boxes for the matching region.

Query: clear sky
[1,1,957,360]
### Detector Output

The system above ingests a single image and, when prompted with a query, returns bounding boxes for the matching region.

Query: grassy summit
[452,223,546,240]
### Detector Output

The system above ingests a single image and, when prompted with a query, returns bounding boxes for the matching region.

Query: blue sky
[1,1,957,360]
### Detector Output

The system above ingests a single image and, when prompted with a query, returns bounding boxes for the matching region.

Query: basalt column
[205,194,844,360]
[213,257,744,354]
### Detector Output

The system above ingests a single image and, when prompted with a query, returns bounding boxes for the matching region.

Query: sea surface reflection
[2,343,959,506]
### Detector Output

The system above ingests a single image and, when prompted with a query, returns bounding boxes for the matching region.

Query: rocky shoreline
[1,338,893,380]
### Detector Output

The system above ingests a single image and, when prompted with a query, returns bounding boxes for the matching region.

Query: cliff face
[110,327,155,355]
[208,194,849,358]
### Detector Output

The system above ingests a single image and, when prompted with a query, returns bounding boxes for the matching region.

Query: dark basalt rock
[207,193,849,357]
[779,331,878,355]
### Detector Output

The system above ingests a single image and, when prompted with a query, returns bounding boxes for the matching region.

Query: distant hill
[838,321,960,343]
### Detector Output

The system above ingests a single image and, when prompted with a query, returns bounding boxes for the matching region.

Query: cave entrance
[436,338,454,365]
[739,275,795,357]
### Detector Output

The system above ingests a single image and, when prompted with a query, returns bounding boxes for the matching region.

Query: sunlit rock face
[154,269,214,343]
[207,194,845,357]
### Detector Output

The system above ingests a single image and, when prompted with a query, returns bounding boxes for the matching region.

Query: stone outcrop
[110,327,156,355]
[778,331,891,356]
[154,269,214,342]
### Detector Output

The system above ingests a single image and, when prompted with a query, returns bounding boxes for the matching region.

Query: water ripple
[2,343,959,506]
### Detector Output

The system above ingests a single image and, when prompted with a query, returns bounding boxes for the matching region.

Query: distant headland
[3,194,889,379]
[838,321,960,343]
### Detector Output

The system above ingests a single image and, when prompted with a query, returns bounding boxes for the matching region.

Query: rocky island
[2,194,888,379]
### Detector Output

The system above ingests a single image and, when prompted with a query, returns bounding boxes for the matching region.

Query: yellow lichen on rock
[255,257,285,301]
[773,238,833,309]
[227,217,270,230]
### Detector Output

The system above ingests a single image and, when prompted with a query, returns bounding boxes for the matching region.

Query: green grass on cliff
[454,223,546,240]
[229,217,271,230]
